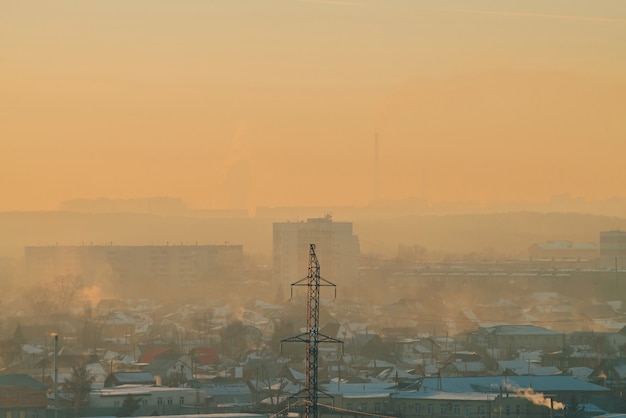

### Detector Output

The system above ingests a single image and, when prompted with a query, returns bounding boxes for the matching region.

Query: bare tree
[54,274,84,313]
[28,283,57,315]
[62,363,95,414]
[26,275,84,315]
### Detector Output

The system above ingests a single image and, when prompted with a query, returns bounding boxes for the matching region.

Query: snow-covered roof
[420,376,607,393]
[498,360,531,374]
[92,385,195,397]
[568,367,593,380]
[414,345,432,354]
[321,382,396,397]
[530,366,561,376]
[343,393,390,399]
[612,362,626,379]
[445,362,486,373]
[201,382,252,396]
[377,368,416,380]
[108,372,156,385]
[395,390,498,401]
[366,359,395,368]
[484,325,560,336]
[289,368,305,382]
[21,344,44,355]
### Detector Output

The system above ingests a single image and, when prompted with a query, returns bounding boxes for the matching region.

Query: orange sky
[1,0,625,211]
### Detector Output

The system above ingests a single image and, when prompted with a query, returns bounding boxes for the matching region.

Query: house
[137,347,177,364]
[316,376,609,417]
[582,304,626,331]
[317,380,584,418]
[542,345,605,371]
[199,382,254,412]
[104,372,156,388]
[242,357,291,382]
[320,382,395,415]
[376,366,420,383]
[191,347,220,367]
[0,374,48,418]
[394,337,440,365]
[528,241,598,260]
[440,361,488,377]
[346,334,388,359]
[143,357,192,386]
[497,360,561,376]
[467,325,562,359]
[588,358,626,398]
[22,351,100,391]
[359,359,397,375]
[100,311,147,343]
[87,384,201,416]
[498,360,541,376]
[568,367,594,380]
[380,327,419,340]
[418,375,609,408]
[393,390,545,418]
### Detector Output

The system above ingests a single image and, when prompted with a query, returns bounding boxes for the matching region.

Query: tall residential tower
[273,215,359,288]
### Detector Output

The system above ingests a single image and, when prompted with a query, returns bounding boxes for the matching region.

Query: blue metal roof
[421,376,608,393]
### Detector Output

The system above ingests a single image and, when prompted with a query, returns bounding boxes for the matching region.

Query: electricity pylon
[282,244,343,418]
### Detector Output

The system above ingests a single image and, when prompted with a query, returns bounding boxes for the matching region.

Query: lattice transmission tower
[282,244,343,418]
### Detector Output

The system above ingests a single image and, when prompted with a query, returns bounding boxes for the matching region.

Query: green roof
[0,374,48,390]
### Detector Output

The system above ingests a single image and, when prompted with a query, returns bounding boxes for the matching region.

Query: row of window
[111,396,186,407]
[345,403,530,417]
[3,411,30,418]
[411,404,486,415]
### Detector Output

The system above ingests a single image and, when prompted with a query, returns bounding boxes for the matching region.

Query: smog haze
[2,0,626,212]
[5,4,626,409]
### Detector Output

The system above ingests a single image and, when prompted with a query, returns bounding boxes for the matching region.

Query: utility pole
[54,334,59,418]
[615,256,619,295]
[282,244,343,418]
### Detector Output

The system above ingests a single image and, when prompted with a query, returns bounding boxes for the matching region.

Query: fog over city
[2,1,626,417]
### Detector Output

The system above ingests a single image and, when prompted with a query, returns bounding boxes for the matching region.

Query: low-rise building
[529,241,598,261]
[600,231,626,269]
[87,384,202,416]
[200,382,254,412]
[468,325,562,359]
[316,376,609,418]
[104,372,156,388]
[0,374,48,418]
[393,390,543,418]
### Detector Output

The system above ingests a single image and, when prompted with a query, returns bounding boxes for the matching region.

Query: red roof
[138,348,172,364]
[191,347,220,366]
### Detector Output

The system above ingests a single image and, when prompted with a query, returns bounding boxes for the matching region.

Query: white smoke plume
[516,388,565,410]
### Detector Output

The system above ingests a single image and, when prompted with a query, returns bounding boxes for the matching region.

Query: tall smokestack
[374,132,379,203]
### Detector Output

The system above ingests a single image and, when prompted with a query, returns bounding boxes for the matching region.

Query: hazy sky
[2,0,625,211]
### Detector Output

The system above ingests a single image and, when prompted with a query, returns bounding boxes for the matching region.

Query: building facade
[600,231,626,269]
[467,325,563,360]
[528,241,598,260]
[25,244,243,289]
[317,379,598,418]
[87,385,201,416]
[0,374,48,418]
[273,215,359,287]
